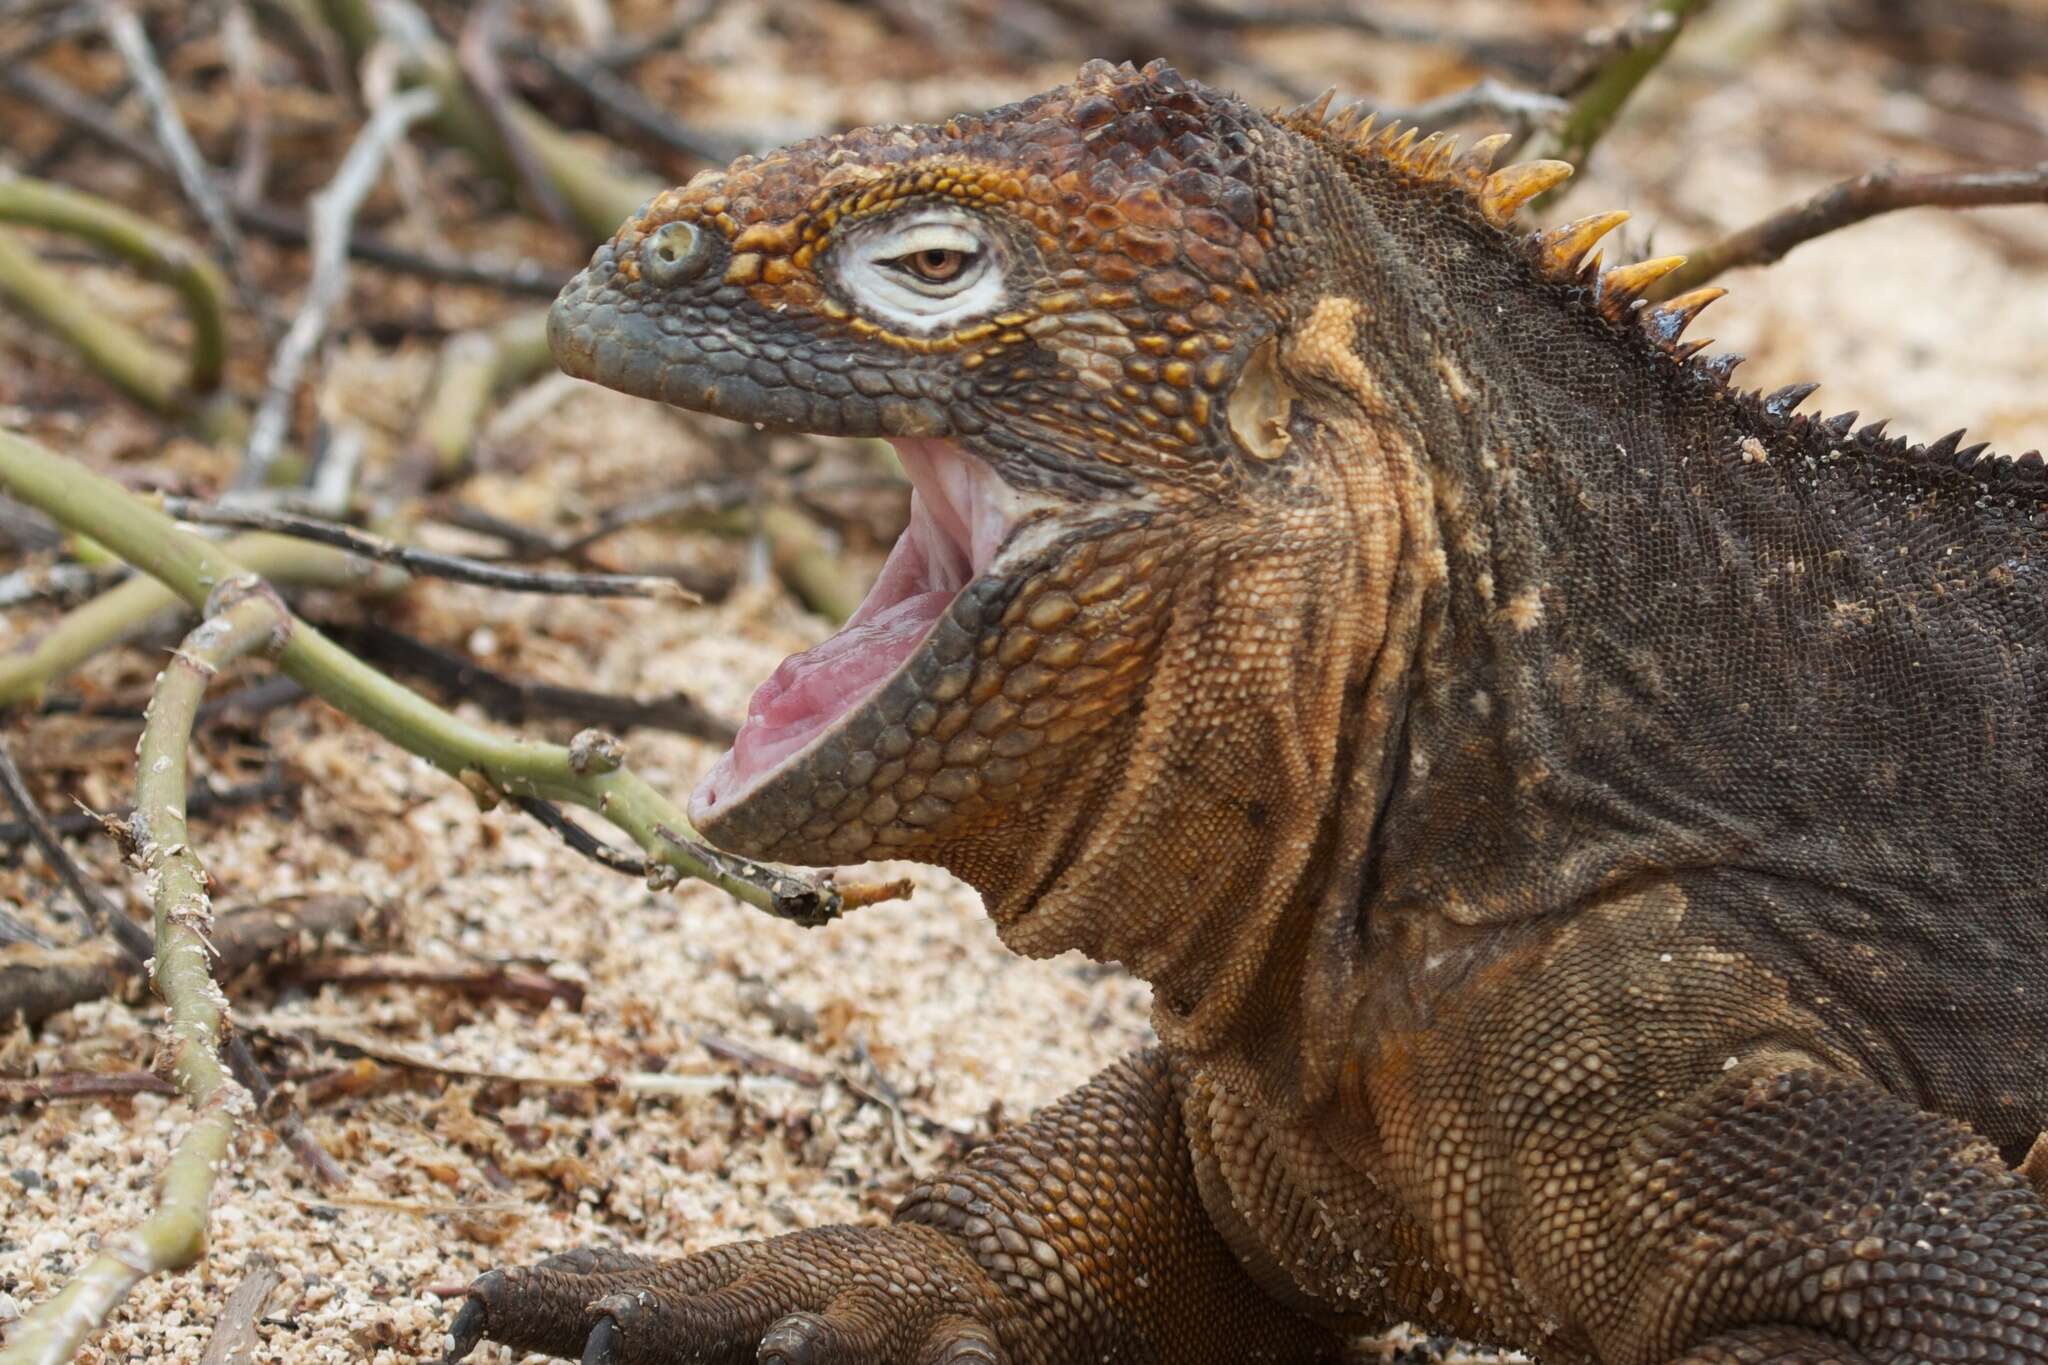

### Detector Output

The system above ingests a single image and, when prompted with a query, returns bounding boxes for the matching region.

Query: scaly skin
[450,60,2048,1364]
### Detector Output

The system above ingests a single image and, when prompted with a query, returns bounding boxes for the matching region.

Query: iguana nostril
[640,220,707,286]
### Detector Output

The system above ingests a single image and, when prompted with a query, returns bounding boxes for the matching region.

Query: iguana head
[550,59,1697,983]
[552,61,1326,914]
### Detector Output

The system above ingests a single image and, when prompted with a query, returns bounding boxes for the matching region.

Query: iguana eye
[893,246,974,284]
[832,210,1005,332]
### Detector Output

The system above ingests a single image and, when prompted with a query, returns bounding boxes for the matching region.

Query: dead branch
[0,894,377,1031]
[0,64,563,296]
[0,772,293,849]
[240,84,441,488]
[239,1011,806,1097]
[513,795,647,874]
[0,1071,177,1103]
[0,736,148,957]
[513,36,738,164]
[221,0,270,209]
[1653,161,2048,298]
[100,1,244,264]
[315,0,660,241]
[237,202,563,294]
[294,953,586,1010]
[163,498,698,600]
[196,1254,283,1365]
[456,0,577,232]
[332,619,736,742]
[1388,79,1569,137]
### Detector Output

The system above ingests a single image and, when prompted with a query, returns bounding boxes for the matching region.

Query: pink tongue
[696,483,969,815]
[727,587,951,778]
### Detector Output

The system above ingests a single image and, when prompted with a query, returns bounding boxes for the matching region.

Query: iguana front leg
[1606,1062,2048,1364]
[445,1049,1345,1364]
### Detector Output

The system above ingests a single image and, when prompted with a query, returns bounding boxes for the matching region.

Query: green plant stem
[758,500,862,624]
[314,0,658,240]
[1528,0,1712,181]
[405,306,555,484]
[0,532,410,707]
[0,226,186,416]
[0,588,283,1365]
[0,173,230,393]
[0,431,851,923]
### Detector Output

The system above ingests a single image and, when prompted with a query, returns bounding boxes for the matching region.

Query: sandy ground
[2,1,2046,1361]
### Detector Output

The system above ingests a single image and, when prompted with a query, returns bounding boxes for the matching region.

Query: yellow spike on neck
[1479,160,1573,226]
[1603,254,1687,299]
[1536,209,1630,273]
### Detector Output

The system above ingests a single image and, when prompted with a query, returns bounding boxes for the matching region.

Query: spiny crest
[1723,387,2048,498]
[1277,92,1730,370]
[1276,87,2043,501]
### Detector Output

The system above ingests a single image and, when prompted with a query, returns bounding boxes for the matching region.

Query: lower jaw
[687,575,1010,864]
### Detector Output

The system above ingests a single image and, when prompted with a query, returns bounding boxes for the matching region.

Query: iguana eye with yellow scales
[830,208,1007,334]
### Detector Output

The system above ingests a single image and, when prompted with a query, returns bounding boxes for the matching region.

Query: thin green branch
[0,431,864,924]
[0,532,410,708]
[401,306,554,487]
[315,0,659,240]
[0,226,188,417]
[0,585,285,1365]
[1525,0,1712,189]
[0,174,230,394]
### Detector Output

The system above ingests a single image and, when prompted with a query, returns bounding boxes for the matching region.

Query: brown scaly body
[447,60,2048,1364]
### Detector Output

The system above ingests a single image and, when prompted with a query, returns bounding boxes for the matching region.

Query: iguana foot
[445,1226,1007,1365]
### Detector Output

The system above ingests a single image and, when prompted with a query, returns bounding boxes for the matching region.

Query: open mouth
[689,438,1032,824]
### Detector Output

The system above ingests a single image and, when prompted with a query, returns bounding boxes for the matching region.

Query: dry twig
[294,953,585,1009]
[0,1070,178,1103]
[99,1,243,263]
[241,84,441,488]
[456,0,577,232]
[164,498,697,600]
[196,1254,283,1365]
[1654,161,2048,297]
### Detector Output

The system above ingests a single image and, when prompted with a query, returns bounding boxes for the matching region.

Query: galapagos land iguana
[446,59,2048,1365]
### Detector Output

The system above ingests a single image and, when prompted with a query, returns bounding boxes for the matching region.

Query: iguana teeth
[1455,132,1513,183]
[1479,160,1573,225]
[1534,209,1630,273]
[1642,285,1726,345]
